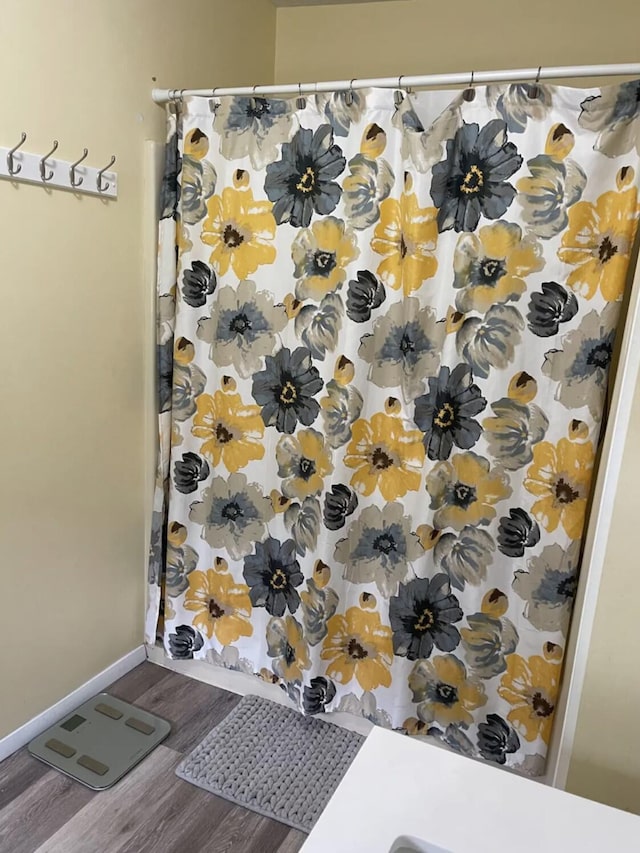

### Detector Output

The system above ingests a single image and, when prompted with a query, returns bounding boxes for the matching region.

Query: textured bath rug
[175,694,365,832]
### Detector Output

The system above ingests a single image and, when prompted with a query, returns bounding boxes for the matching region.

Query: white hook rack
[0,134,118,198]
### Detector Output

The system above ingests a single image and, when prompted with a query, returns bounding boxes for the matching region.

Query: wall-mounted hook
[69,148,89,188]
[40,140,59,182]
[97,155,116,193]
[7,132,27,176]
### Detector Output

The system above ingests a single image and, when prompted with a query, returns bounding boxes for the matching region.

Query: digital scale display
[60,714,86,732]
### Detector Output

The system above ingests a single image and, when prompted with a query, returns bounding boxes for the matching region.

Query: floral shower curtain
[148,81,640,774]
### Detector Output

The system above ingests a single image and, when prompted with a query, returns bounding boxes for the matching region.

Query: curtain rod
[152,62,640,104]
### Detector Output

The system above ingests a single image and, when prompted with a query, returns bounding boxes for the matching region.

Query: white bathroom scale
[28,692,171,790]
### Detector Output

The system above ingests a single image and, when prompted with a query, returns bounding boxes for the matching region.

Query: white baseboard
[146,642,375,738]
[0,645,147,762]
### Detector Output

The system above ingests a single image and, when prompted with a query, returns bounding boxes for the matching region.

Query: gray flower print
[243,537,303,616]
[346,270,386,322]
[513,540,580,634]
[461,610,519,679]
[431,119,522,233]
[389,574,462,660]
[517,152,586,239]
[206,645,254,675]
[487,84,552,133]
[320,378,363,448]
[393,96,463,174]
[168,625,203,659]
[434,526,496,590]
[216,96,295,169]
[335,502,423,597]
[295,293,344,361]
[264,125,346,228]
[172,361,207,422]
[181,154,217,225]
[497,508,540,558]
[477,713,520,765]
[513,753,547,778]
[527,281,578,337]
[252,346,324,434]
[174,452,210,495]
[428,723,475,756]
[157,292,175,345]
[165,540,198,597]
[189,472,274,559]
[284,496,322,557]
[542,303,619,419]
[413,364,487,461]
[343,152,394,230]
[301,577,339,646]
[359,298,446,401]
[336,691,393,727]
[457,305,525,379]
[158,338,174,413]
[316,89,371,136]
[197,279,287,379]
[483,397,549,470]
[579,81,640,158]
[148,510,164,585]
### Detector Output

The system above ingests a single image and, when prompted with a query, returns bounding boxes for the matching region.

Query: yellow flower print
[453,221,544,313]
[266,615,311,682]
[321,606,393,691]
[425,451,512,531]
[558,179,639,302]
[292,216,359,301]
[276,428,334,500]
[409,654,487,726]
[371,193,439,294]
[183,567,253,644]
[344,412,425,501]
[498,651,561,743]
[524,438,593,539]
[192,390,264,472]
[201,186,276,279]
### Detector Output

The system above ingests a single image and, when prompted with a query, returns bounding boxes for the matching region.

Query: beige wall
[565,384,640,812]
[2,0,639,814]
[275,0,639,83]
[0,0,276,739]
[274,0,640,812]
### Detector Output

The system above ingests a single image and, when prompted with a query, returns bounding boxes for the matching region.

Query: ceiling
[273,1,399,6]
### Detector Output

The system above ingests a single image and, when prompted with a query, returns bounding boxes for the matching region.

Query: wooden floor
[0,662,307,853]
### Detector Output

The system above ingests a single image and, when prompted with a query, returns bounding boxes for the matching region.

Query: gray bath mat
[175,693,365,832]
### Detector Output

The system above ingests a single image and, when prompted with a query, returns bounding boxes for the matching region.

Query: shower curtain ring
[251,84,259,111]
[296,82,306,110]
[528,65,543,99]
[345,78,356,106]
[463,70,476,102]
[394,76,405,108]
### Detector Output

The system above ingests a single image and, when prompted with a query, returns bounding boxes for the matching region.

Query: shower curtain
[147,80,640,774]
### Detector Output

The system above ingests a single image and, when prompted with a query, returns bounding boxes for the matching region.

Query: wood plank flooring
[0,663,307,853]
